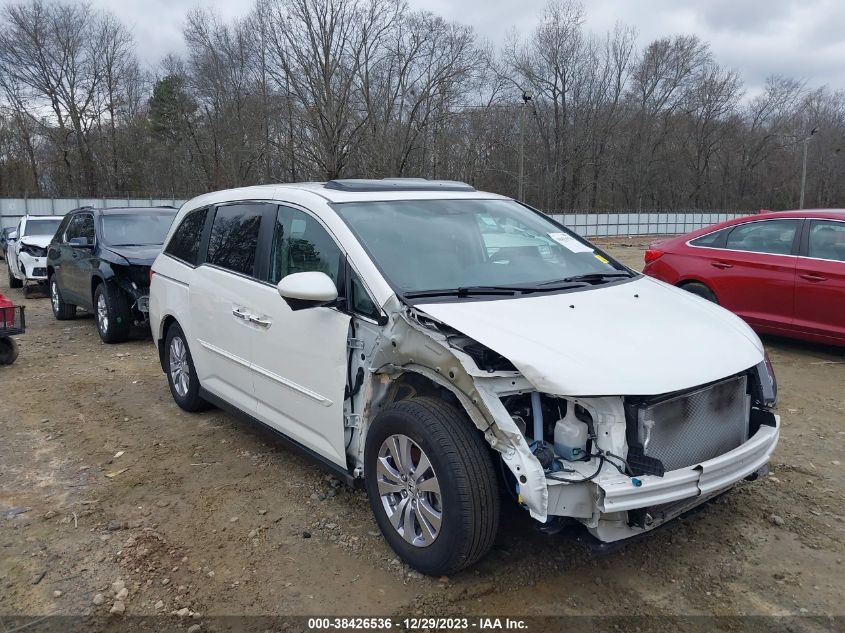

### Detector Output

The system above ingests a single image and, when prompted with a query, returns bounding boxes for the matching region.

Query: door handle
[711,261,733,269]
[799,273,827,283]
[232,307,250,320]
[248,315,272,328]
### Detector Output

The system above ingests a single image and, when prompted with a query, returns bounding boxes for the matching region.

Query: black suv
[47,206,177,343]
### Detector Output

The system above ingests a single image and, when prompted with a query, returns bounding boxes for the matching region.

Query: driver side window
[65,214,95,244]
[269,206,342,286]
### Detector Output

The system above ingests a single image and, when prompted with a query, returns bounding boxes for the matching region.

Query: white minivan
[149,179,780,574]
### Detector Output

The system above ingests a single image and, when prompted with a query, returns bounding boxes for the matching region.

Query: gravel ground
[1,241,843,630]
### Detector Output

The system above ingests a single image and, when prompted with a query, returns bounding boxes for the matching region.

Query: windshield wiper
[540,271,634,286]
[404,283,584,299]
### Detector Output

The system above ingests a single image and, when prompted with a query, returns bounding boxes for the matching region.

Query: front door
[794,219,845,342]
[62,213,97,307]
[247,204,350,468]
[188,203,266,415]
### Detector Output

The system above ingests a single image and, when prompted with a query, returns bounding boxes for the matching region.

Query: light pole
[799,127,818,209]
[518,91,532,201]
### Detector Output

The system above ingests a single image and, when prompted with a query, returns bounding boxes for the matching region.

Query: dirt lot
[1,240,844,630]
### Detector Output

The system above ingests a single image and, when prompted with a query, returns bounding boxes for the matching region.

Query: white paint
[277,271,338,304]
[5,215,62,283]
[418,276,765,396]
[149,182,780,555]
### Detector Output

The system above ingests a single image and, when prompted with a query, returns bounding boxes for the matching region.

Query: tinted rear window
[689,228,727,248]
[725,219,799,255]
[165,208,208,265]
[205,204,263,276]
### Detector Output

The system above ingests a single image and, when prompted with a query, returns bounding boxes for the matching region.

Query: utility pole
[518,91,532,201]
[799,127,818,209]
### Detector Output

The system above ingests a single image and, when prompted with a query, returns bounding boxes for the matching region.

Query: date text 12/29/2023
[307,617,529,630]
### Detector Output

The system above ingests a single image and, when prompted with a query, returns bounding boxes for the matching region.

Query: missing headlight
[753,354,778,408]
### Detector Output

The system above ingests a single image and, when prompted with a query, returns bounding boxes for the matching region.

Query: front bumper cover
[17,252,48,281]
[597,414,779,513]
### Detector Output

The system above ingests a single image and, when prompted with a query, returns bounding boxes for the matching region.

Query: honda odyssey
[149,179,780,575]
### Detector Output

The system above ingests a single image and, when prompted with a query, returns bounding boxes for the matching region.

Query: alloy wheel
[169,336,190,398]
[376,434,442,547]
[96,292,109,334]
[51,281,60,314]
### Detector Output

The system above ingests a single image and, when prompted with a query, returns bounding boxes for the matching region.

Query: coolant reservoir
[554,408,588,461]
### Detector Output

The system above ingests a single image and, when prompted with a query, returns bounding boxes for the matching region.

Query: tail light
[149,269,155,284]
[644,249,664,264]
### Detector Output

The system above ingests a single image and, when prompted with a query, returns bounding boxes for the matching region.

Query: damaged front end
[344,299,780,543]
[111,265,153,327]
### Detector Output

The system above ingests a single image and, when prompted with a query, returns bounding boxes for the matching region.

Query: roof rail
[324,178,475,193]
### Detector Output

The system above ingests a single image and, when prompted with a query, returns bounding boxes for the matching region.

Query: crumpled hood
[104,245,162,266]
[417,276,764,396]
[20,235,52,249]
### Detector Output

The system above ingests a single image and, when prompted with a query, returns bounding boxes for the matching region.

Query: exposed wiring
[546,448,632,483]
[604,451,633,476]
[546,452,606,483]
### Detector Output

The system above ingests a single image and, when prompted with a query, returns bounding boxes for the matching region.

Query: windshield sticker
[594,253,609,264]
[548,232,593,253]
[479,215,498,227]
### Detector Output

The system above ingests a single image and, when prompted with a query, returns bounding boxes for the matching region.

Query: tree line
[0,0,842,211]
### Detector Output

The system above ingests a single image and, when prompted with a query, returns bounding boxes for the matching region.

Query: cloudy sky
[90,0,845,93]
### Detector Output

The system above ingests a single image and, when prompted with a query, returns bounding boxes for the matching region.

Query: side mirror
[8,231,17,241]
[69,236,92,248]
[277,271,338,311]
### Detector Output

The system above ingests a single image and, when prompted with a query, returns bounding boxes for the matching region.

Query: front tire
[364,397,500,575]
[164,323,208,412]
[8,263,22,289]
[94,283,130,343]
[50,278,77,320]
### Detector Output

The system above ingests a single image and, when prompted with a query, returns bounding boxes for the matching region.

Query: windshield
[334,199,631,297]
[100,212,177,246]
[24,218,62,237]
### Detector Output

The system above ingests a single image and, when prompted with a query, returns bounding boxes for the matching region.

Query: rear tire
[364,397,500,575]
[50,278,77,320]
[680,281,718,304]
[164,322,208,412]
[94,283,130,343]
[0,336,18,365]
[8,263,22,289]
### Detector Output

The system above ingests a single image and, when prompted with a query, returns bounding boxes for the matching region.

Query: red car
[643,209,845,346]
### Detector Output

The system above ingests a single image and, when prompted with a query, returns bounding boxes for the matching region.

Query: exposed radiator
[636,375,750,472]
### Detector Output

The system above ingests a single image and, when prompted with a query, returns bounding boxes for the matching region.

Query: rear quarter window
[689,228,728,248]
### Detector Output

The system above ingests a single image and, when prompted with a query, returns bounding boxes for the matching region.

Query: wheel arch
[157,314,179,372]
[677,277,718,294]
[90,273,106,303]
[369,367,492,444]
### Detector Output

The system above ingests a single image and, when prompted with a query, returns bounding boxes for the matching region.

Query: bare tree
[0,0,842,209]
[263,0,401,179]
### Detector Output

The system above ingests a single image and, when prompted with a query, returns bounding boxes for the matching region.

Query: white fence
[0,198,752,236]
[0,198,187,229]
[550,211,752,237]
